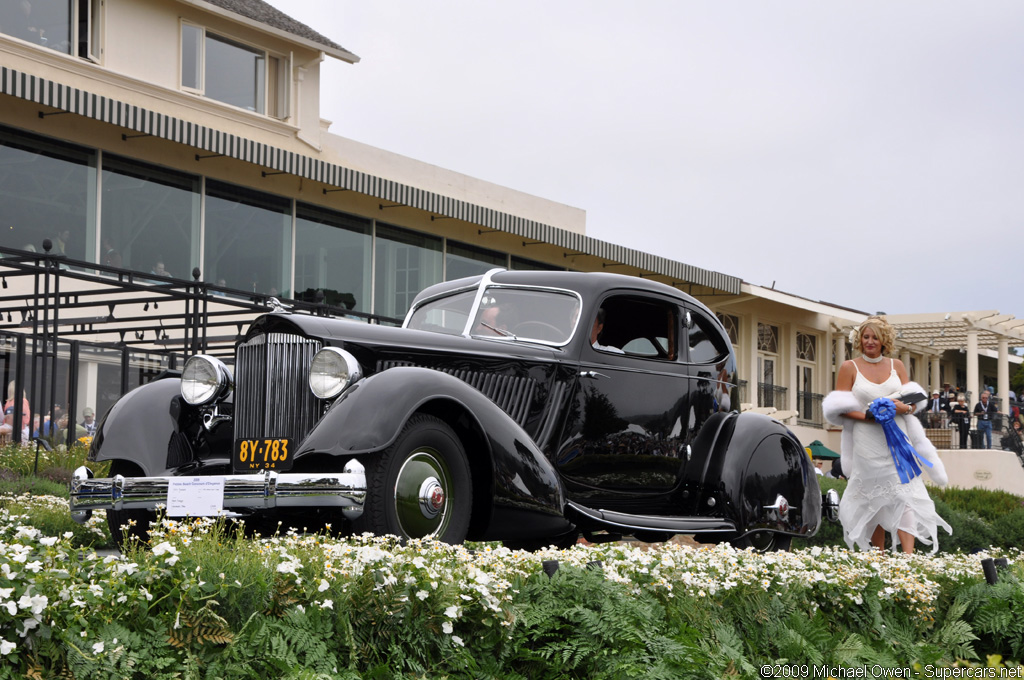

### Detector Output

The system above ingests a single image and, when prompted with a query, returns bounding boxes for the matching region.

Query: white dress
[838,360,952,552]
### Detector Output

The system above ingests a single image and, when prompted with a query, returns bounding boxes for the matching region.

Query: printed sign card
[166,477,225,517]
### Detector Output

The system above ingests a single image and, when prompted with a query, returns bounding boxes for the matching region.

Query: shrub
[0,475,69,498]
[932,486,1024,522]
[991,508,1024,550]
[933,499,998,554]
[38,466,72,486]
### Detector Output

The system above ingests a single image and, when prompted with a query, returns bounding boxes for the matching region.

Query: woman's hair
[853,316,896,357]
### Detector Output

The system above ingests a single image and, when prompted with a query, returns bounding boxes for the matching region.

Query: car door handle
[579,370,609,380]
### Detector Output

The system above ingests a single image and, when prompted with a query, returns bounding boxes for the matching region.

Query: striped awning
[1,66,741,295]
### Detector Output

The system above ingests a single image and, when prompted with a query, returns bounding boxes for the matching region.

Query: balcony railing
[797,391,824,428]
[758,383,787,410]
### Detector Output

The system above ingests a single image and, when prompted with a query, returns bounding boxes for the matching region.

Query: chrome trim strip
[69,465,366,522]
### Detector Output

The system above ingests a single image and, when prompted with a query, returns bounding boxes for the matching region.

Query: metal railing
[797,391,824,428]
[0,244,399,448]
[758,383,788,410]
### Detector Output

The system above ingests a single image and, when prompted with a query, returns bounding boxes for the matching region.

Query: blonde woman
[823,317,951,554]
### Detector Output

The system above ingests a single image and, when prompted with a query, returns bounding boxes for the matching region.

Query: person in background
[102,235,121,268]
[974,391,998,450]
[4,381,30,431]
[924,390,949,428]
[82,406,96,435]
[151,260,170,277]
[950,394,971,450]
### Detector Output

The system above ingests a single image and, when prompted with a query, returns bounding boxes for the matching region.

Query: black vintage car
[71,270,829,551]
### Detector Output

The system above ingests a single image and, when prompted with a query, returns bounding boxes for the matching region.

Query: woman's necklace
[862,354,884,364]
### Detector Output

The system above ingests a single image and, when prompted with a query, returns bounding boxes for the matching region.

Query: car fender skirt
[69,463,366,524]
[715,412,822,537]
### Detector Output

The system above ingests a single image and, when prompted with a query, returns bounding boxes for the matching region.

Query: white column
[899,349,911,375]
[824,328,834,393]
[746,314,759,408]
[930,356,941,393]
[76,362,99,423]
[835,329,847,379]
[787,324,798,412]
[998,339,1009,415]
[967,329,979,402]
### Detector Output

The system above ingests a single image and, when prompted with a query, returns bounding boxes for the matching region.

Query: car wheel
[729,530,792,552]
[353,414,472,543]
[105,463,156,552]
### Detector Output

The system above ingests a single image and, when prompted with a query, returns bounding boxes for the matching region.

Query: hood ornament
[266,297,292,313]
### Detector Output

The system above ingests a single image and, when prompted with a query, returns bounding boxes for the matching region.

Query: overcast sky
[268,1,1024,317]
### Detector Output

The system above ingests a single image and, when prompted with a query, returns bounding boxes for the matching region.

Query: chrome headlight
[309,347,362,400]
[181,355,233,406]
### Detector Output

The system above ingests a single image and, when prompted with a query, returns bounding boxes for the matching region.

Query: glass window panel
[181,23,201,90]
[509,256,561,272]
[205,33,265,113]
[101,155,199,279]
[294,204,371,311]
[0,126,95,260]
[374,224,442,320]
[688,311,729,364]
[204,181,291,296]
[757,322,778,354]
[445,241,505,281]
[796,332,817,361]
[1,0,72,53]
[716,312,739,346]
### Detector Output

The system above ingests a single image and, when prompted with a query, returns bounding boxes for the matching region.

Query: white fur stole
[821,382,947,486]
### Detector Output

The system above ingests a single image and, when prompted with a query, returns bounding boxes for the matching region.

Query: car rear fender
[701,412,821,536]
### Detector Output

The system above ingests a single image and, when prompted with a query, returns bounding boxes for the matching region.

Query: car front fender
[295,366,570,540]
[88,378,217,476]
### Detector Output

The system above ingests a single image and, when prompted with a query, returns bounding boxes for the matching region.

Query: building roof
[884,311,1024,353]
[183,0,360,62]
[2,67,741,296]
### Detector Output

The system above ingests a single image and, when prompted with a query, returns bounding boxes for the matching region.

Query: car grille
[376,359,535,427]
[234,333,323,441]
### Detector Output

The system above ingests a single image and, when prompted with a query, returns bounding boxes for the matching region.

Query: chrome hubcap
[418,477,445,519]
[394,450,451,538]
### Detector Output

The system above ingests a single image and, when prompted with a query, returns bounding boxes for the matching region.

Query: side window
[592,296,677,360]
[687,310,730,364]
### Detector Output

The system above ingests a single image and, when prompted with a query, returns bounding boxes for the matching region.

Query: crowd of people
[1,381,96,446]
[915,381,1018,450]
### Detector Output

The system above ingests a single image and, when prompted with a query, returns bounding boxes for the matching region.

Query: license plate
[233,438,293,471]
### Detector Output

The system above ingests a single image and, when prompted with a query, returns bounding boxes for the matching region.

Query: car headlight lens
[181,355,233,406]
[309,347,362,400]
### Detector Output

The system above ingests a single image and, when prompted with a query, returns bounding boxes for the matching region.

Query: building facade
[1,0,1021,452]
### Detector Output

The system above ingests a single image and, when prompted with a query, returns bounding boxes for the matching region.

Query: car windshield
[407,285,582,345]
[405,289,476,335]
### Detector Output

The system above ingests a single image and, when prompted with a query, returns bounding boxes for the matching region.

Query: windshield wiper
[479,322,517,340]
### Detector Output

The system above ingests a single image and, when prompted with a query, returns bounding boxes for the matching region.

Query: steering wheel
[512,321,564,341]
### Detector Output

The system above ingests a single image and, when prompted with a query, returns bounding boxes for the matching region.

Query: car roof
[412,270,707,310]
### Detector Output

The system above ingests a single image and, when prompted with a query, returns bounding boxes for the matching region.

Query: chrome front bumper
[69,460,366,524]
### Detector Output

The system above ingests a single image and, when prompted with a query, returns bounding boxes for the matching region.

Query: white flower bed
[0,495,1016,659]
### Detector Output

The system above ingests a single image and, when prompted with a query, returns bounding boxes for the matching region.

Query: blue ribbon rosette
[868,397,933,484]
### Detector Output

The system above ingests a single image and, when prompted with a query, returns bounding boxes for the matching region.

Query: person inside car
[591,308,623,353]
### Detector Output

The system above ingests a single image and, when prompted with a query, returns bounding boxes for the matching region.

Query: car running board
[567,501,736,534]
